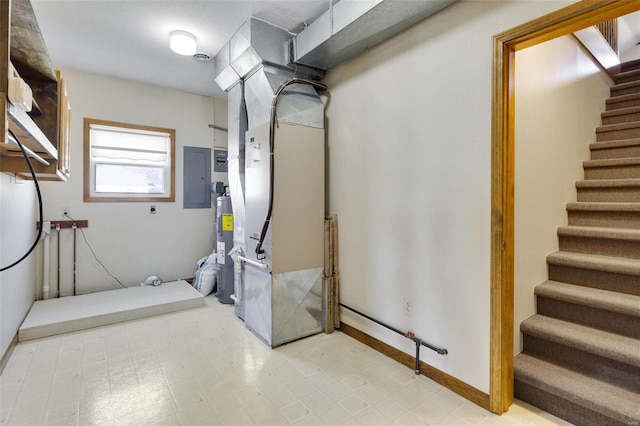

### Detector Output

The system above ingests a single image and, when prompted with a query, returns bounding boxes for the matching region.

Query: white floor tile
[315,402,351,425]
[338,394,369,415]
[280,400,312,423]
[1,296,574,426]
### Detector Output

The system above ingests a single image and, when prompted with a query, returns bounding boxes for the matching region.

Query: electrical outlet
[62,207,70,217]
[403,299,411,317]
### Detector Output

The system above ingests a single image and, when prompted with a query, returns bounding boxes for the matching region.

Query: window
[84,118,175,202]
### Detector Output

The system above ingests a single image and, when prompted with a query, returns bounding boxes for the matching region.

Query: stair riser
[584,165,640,179]
[601,111,640,125]
[577,187,640,202]
[559,234,640,259]
[590,144,640,160]
[568,210,640,229]
[607,97,640,111]
[611,85,640,97]
[619,62,640,74]
[514,380,625,426]
[536,297,640,339]
[596,127,640,142]
[522,335,640,392]
[617,73,640,84]
[547,264,640,296]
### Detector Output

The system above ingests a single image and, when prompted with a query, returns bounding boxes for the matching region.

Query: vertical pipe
[42,225,50,299]
[414,340,421,375]
[72,223,77,296]
[56,224,61,297]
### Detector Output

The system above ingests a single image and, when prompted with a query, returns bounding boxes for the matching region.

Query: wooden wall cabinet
[1,0,70,181]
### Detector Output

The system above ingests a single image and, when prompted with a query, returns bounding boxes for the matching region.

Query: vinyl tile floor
[0,295,572,426]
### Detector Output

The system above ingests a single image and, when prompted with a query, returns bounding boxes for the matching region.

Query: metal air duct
[293,0,458,70]
[213,17,322,92]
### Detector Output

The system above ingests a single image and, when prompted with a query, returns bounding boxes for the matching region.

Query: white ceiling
[30,1,333,99]
[30,2,640,100]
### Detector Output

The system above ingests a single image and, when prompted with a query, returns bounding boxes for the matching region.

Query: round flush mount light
[170,30,197,56]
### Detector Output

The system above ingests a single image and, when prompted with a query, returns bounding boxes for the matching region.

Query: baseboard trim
[339,322,491,412]
[0,333,19,376]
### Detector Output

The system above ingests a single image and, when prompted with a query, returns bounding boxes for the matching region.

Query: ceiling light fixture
[170,30,197,56]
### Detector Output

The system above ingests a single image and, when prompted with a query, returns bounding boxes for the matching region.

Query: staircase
[514,58,640,426]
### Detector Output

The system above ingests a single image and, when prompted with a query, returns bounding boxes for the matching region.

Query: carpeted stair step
[610,79,640,97]
[535,280,640,339]
[576,177,640,202]
[601,105,640,125]
[521,315,640,391]
[583,157,640,179]
[516,57,640,425]
[567,202,640,229]
[558,225,640,259]
[618,59,640,74]
[547,251,640,296]
[596,121,640,142]
[615,58,640,81]
[606,92,640,111]
[589,138,640,160]
[514,353,640,426]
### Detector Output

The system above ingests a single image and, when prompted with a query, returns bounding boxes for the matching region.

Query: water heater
[215,196,234,304]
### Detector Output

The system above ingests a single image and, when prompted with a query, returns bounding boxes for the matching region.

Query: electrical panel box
[183,146,211,209]
[214,149,228,172]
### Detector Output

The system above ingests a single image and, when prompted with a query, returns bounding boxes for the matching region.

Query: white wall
[0,174,39,357]
[38,69,226,295]
[621,44,640,63]
[324,0,576,393]
[619,15,640,62]
[514,36,612,354]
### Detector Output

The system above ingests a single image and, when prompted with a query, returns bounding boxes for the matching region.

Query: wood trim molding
[0,333,19,375]
[339,322,490,411]
[489,0,640,415]
[83,117,176,202]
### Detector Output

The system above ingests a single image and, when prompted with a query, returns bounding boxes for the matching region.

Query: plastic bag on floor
[193,254,217,296]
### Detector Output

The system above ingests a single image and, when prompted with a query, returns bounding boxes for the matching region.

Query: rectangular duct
[293,0,458,70]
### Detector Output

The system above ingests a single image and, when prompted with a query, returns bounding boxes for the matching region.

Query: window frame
[83,118,176,202]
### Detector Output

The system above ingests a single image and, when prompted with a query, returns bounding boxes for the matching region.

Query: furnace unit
[243,121,325,347]
[213,18,327,347]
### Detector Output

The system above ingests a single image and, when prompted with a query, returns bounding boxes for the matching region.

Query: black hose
[255,78,328,257]
[0,129,44,272]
